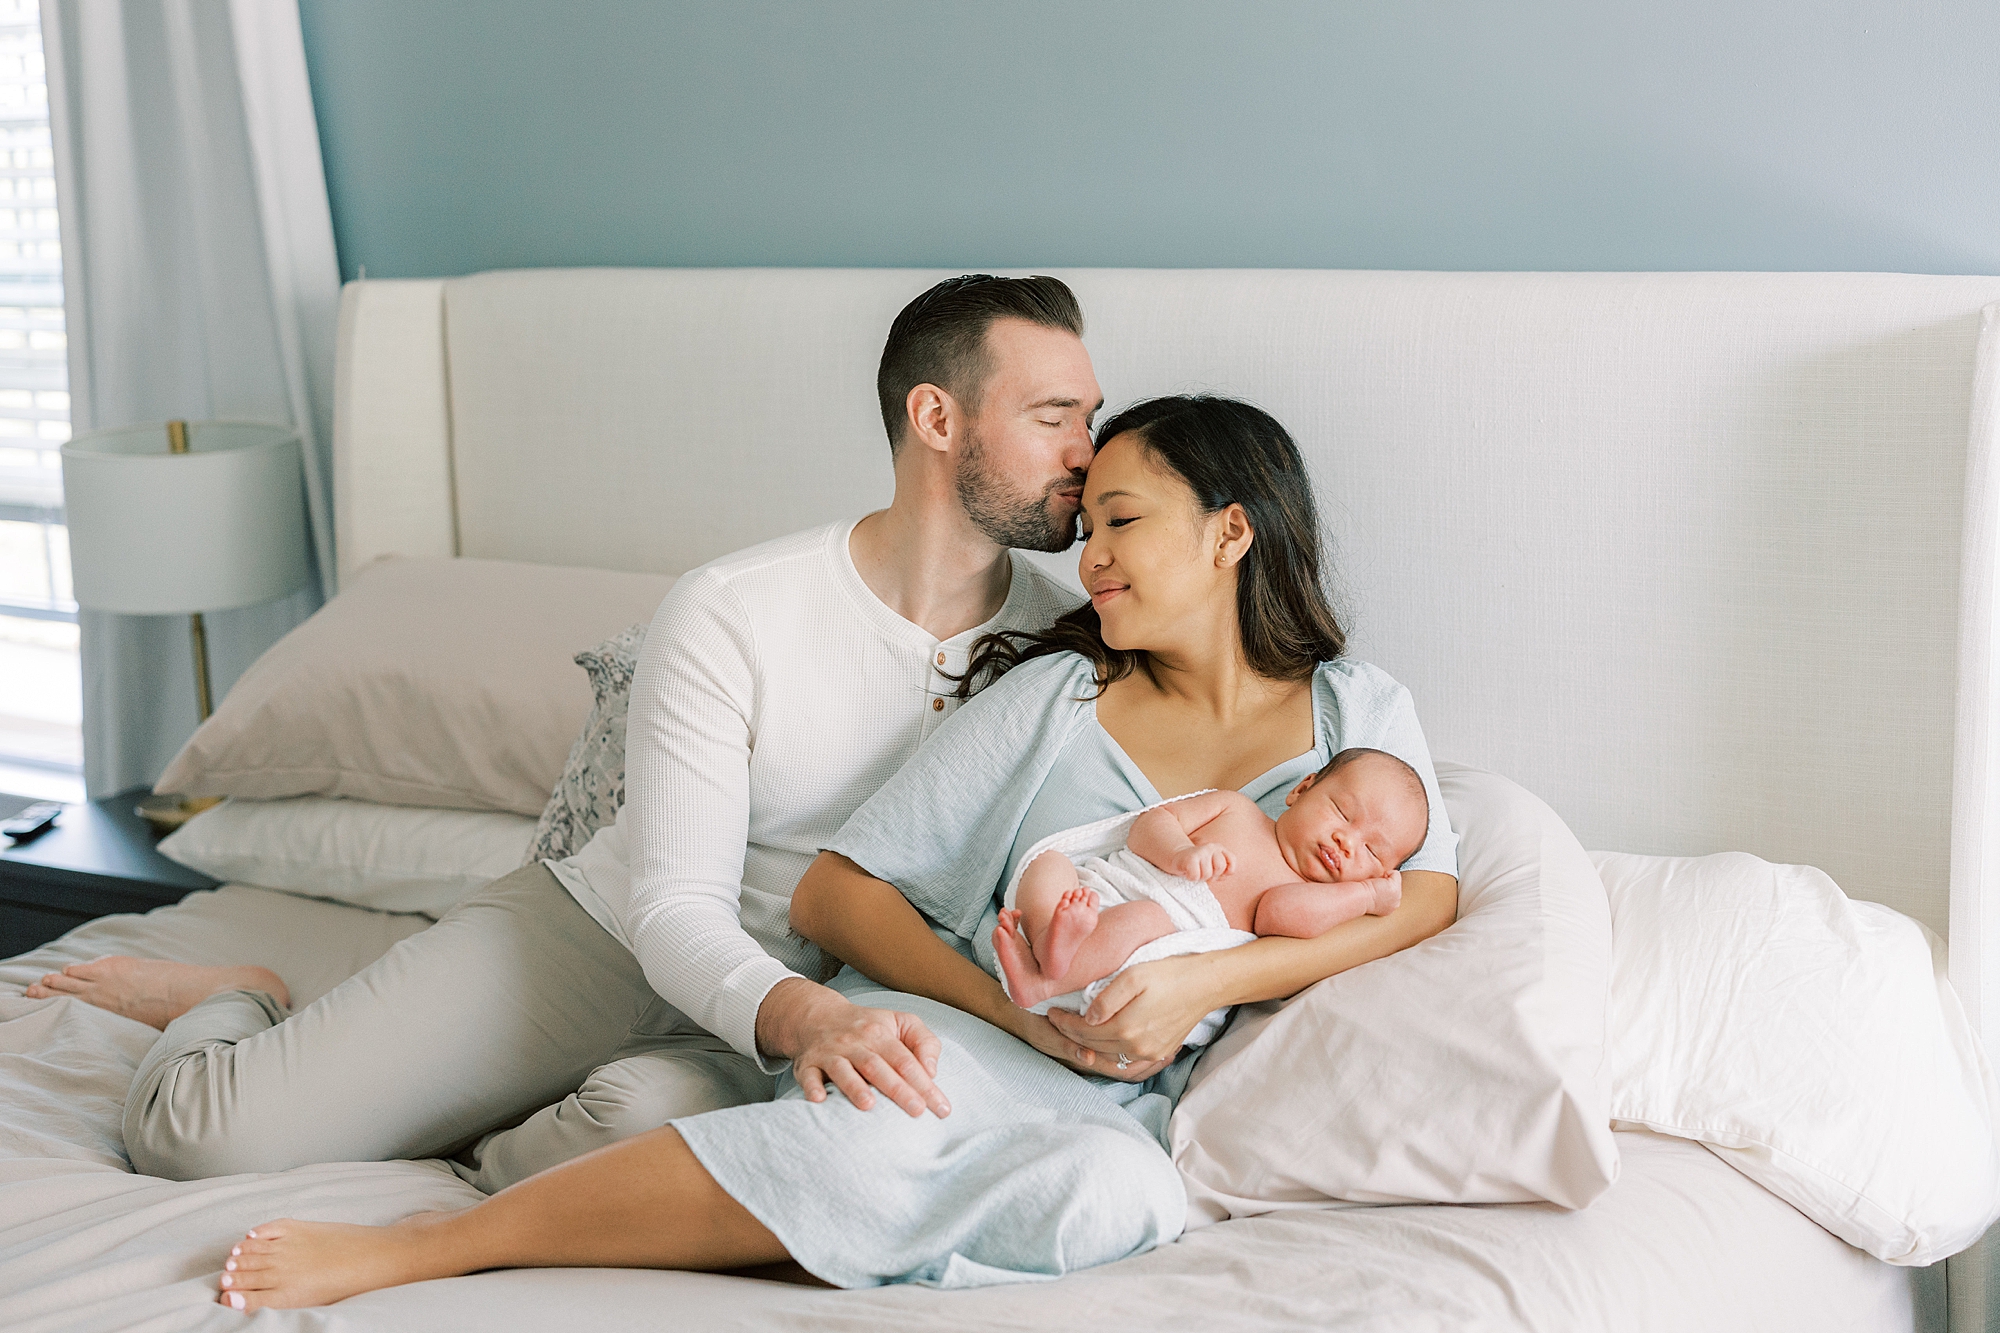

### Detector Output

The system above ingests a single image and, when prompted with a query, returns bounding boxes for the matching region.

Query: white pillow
[1596,850,2000,1265]
[159,796,537,918]
[1169,762,1619,1224]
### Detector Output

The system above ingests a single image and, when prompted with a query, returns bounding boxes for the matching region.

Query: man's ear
[1214,502,1255,568]
[1284,770,1317,808]
[904,383,960,456]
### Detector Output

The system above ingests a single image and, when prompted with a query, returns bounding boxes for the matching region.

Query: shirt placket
[919,643,961,738]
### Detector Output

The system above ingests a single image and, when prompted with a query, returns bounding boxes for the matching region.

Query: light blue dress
[671,653,1457,1289]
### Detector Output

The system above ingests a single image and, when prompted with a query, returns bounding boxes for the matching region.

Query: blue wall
[296,0,2000,280]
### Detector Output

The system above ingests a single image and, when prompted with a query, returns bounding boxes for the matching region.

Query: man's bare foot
[23,956,289,1030]
[1037,887,1100,980]
[216,1214,465,1311]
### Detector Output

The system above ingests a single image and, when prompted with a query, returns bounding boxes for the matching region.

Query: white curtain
[42,0,340,798]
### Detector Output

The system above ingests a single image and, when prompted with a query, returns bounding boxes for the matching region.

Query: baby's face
[1275,761,1427,884]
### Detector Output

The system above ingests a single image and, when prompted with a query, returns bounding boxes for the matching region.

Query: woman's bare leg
[217,1126,786,1311]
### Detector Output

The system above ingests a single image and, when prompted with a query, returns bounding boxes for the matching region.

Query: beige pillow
[1169,761,1619,1225]
[155,556,678,816]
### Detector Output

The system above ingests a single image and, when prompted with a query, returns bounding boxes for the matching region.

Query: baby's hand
[1359,869,1402,916]
[1171,843,1232,882]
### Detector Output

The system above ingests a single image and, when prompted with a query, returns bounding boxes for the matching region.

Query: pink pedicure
[224,1260,235,1271]
[229,1292,245,1309]
[220,1275,232,1287]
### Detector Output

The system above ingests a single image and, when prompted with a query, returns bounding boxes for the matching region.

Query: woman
[213,395,1459,1308]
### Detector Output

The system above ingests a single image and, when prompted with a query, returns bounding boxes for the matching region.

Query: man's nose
[1065,426,1094,470]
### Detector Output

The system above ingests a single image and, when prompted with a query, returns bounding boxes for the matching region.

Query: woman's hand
[1004,1000,1175,1083]
[1043,952,1214,1068]
[756,976,952,1118]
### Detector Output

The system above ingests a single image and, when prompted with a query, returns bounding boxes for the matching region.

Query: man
[31,274,1102,1190]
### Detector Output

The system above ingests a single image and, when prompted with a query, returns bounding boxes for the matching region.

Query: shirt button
[935,652,946,666]
[932,697,945,712]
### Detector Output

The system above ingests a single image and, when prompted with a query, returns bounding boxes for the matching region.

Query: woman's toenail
[246,1230,257,1238]
[225,1260,235,1271]
[230,1292,245,1309]
[220,1274,231,1286]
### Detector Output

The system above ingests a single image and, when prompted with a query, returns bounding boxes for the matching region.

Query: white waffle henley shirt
[547,519,1076,1072]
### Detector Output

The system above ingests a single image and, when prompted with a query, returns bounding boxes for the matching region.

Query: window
[0,0,79,802]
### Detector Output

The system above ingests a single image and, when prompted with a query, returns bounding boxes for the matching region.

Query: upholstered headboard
[332,267,2000,1042]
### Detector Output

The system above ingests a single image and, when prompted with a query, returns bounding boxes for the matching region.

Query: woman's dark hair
[955,394,1346,697]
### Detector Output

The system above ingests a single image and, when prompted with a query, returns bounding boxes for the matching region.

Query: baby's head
[1274,747,1428,883]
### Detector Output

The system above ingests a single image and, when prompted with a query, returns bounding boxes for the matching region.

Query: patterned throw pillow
[526,622,647,864]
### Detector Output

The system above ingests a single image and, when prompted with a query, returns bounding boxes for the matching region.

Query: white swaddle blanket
[998,792,1255,1047]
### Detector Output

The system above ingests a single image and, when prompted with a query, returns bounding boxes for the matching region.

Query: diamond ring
[1116,1053,1132,1070]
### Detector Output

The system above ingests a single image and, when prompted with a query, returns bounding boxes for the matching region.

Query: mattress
[0,887,1924,1332]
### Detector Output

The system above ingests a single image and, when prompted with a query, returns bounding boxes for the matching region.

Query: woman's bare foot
[23,956,289,1029]
[216,1214,466,1311]
[1037,886,1100,980]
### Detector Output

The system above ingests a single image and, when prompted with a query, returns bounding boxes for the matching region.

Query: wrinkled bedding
[1,888,1923,1332]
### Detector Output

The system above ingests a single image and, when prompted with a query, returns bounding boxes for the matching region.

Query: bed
[5,267,1999,1331]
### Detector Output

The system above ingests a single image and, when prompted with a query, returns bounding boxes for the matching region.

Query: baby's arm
[1126,790,1240,882]
[1253,872,1403,939]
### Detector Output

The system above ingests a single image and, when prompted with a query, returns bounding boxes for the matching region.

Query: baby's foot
[1037,887,1101,981]
[24,957,290,1030]
[1368,871,1402,916]
[994,910,1060,1009]
[217,1215,456,1311]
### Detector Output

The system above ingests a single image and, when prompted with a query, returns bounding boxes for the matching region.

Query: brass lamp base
[135,793,222,835]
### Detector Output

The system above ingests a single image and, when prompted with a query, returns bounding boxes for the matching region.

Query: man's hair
[876,275,1084,454]
[1317,747,1425,808]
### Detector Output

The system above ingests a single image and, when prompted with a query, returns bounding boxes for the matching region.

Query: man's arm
[618,571,801,1070]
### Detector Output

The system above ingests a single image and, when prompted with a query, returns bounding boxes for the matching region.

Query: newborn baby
[995,747,1429,1009]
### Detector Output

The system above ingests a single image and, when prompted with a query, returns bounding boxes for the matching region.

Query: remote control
[1,801,61,842]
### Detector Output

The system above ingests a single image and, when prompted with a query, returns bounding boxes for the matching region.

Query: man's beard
[954,429,1081,553]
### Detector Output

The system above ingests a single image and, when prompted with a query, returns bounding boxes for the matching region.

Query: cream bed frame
[333,266,2000,1310]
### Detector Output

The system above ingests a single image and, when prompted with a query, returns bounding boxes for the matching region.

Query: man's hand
[1169,842,1232,883]
[756,976,950,1118]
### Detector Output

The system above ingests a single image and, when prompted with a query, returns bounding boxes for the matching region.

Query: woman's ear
[1284,770,1317,807]
[1214,502,1254,568]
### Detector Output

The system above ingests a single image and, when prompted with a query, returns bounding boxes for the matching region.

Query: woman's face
[1078,432,1248,658]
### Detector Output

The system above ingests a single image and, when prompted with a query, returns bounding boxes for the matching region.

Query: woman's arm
[1046,869,1457,1063]
[787,852,1160,1081]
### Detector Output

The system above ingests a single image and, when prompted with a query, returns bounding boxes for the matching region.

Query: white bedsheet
[0,887,1925,1332]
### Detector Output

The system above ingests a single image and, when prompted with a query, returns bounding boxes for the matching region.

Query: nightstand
[0,789,218,957]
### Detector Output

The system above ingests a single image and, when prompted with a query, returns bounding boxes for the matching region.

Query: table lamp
[60,420,312,822]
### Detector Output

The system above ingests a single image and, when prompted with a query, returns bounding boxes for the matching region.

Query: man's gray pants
[123,863,772,1192]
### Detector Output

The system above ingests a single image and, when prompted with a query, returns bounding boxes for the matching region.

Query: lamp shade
[60,421,313,614]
